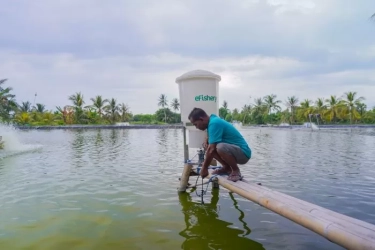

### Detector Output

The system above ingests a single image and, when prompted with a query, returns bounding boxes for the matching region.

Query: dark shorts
[217,143,250,165]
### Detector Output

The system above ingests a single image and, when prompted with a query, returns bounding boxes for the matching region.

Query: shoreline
[250,124,375,129]
[15,124,184,130]
[13,124,375,130]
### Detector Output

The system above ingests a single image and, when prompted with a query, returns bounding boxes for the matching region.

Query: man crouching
[188,107,251,182]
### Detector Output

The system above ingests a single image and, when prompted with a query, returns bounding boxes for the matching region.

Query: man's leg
[215,143,249,181]
[210,150,232,175]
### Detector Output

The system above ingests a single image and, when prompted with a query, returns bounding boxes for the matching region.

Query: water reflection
[178,189,265,250]
[95,129,103,146]
[110,129,119,145]
[71,130,85,152]
[157,129,168,147]
[71,130,86,166]
[157,129,169,173]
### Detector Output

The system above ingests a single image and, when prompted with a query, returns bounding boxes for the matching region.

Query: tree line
[0,78,374,126]
[219,94,374,125]
[0,79,181,126]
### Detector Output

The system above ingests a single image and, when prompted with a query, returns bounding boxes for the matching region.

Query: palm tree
[222,101,228,110]
[325,95,343,123]
[19,101,32,112]
[241,104,252,124]
[171,98,180,113]
[298,99,314,122]
[342,91,365,124]
[105,98,120,124]
[285,96,299,124]
[251,98,266,124]
[119,103,131,122]
[0,79,18,122]
[69,92,84,108]
[89,95,108,117]
[158,94,168,123]
[315,98,326,113]
[314,98,326,123]
[170,98,180,123]
[356,103,367,123]
[32,103,46,113]
[263,94,281,114]
[68,92,85,123]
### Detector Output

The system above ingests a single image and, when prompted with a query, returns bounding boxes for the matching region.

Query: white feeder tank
[175,69,221,148]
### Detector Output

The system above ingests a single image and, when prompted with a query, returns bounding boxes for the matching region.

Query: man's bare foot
[212,167,231,175]
[227,171,243,182]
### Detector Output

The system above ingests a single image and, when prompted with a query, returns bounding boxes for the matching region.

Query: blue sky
[1,0,374,114]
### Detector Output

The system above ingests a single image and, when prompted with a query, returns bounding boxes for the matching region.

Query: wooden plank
[207,170,375,250]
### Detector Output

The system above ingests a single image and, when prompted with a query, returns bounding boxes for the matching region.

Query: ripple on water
[0,128,374,249]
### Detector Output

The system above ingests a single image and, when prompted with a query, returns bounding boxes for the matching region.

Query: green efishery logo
[195,95,217,102]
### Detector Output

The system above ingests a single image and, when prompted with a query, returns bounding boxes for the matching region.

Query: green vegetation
[1,78,374,126]
[219,94,375,125]
[1,79,182,126]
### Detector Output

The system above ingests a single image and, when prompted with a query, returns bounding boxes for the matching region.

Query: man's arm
[203,134,208,149]
[203,143,216,168]
[200,143,216,178]
[200,121,224,178]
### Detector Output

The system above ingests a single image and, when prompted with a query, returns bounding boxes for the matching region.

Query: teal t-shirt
[207,114,251,158]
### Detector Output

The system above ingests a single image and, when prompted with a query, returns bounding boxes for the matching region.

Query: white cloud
[1,0,375,114]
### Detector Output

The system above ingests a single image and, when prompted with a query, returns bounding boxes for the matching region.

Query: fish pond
[0,125,375,250]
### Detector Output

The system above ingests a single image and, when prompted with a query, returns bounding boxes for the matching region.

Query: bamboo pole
[178,163,193,193]
[182,127,189,162]
[207,171,375,250]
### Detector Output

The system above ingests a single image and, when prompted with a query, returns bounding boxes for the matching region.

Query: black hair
[188,107,208,121]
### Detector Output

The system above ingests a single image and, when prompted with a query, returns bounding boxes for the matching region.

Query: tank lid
[175,69,221,83]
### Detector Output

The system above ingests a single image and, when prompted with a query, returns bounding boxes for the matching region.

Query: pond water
[0,125,375,250]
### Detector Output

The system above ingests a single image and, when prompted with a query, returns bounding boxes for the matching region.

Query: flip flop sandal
[227,173,243,182]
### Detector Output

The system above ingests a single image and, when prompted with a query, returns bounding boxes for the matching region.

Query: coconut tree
[241,104,252,124]
[171,98,180,113]
[298,99,314,122]
[119,103,131,122]
[356,103,367,123]
[232,108,240,121]
[89,95,108,117]
[68,92,85,123]
[285,96,299,124]
[105,98,120,124]
[0,79,18,122]
[222,101,228,110]
[170,98,180,123]
[14,112,32,125]
[158,94,168,123]
[32,103,46,113]
[251,98,266,124]
[69,92,84,107]
[219,100,229,119]
[263,94,281,114]
[314,98,327,123]
[342,91,365,124]
[325,95,344,123]
[315,98,326,113]
[19,101,32,112]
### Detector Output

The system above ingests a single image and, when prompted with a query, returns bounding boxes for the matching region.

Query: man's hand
[200,167,209,179]
[203,140,208,150]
